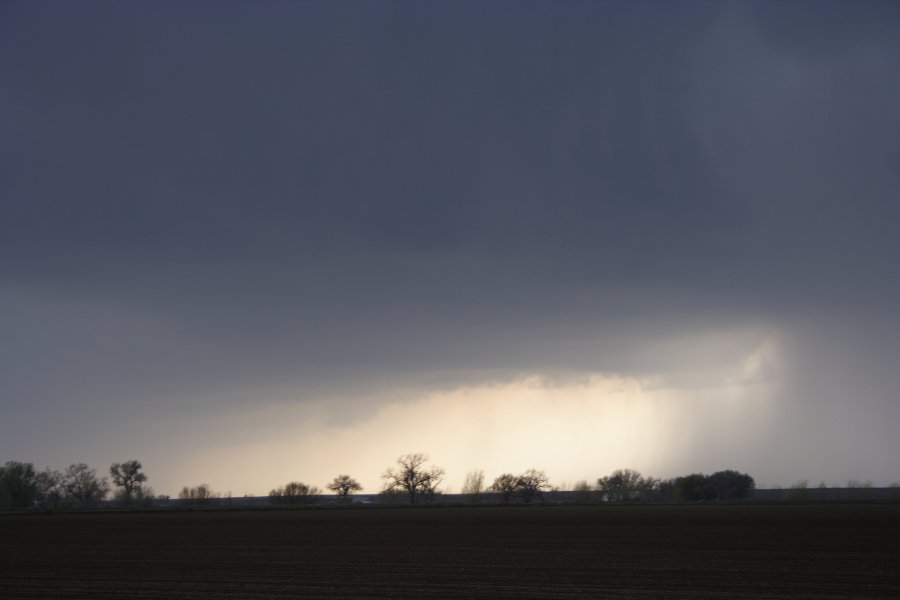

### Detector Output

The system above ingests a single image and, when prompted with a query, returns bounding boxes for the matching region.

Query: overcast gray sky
[2,0,899,495]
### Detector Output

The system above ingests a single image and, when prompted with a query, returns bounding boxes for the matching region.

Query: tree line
[1,455,758,510]
[0,461,127,509]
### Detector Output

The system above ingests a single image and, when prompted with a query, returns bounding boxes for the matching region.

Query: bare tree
[597,468,645,502]
[461,469,485,496]
[516,469,550,504]
[490,473,519,505]
[489,470,550,504]
[327,474,362,497]
[110,460,148,506]
[63,463,109,508]
[178,484,219,506]
[382,453,444,504]
[269,481,321,505]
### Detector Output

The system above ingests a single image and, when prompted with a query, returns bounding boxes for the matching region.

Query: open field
[2,505,899,599]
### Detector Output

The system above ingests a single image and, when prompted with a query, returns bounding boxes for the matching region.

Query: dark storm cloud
[751,0,899,58]
[2,0,899,479]
[2,0,725,271]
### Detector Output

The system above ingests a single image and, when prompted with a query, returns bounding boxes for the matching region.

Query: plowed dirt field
[2,504,899,598]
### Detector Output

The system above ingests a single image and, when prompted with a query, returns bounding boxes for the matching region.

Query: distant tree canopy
[326,475,362,497]
[597,469,658,502]
[269,481,320,505]
[707,470,755,500]
[382,453,444,504]
[3,454,761,510]
[490,473,519,505]
[2,461,115,509]
[594,469,755,503]
[35,467,65,509]
[666,473,710,501]
[489,469,551,504]
[667,470,755,501]
[110,460,148,506]
[63,463,110,508]
[0,461,38,509]
[178,484,219,505]
[516,469,551,503]
[660,470,756,502]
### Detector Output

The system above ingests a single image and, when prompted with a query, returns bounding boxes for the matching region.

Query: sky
[2,0,899,496]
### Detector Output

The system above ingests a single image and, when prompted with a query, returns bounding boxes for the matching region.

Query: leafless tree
[490,473,519,505]
[269,481,321,505]
[597,468,646,502]
[178,484,219,506]
[382,453,444,504]
[63,463,109,508]
[327,474,362,497]
[461,469,485,495]
[490,470,551,504]
[110,460,148,506]
[516,469,550,504]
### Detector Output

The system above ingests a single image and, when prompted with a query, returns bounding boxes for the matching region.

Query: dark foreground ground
[2,504,899,599]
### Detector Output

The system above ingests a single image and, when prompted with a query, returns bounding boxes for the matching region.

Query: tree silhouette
[63,463,109,508]
[707,470,755,500]
[0,461,37,509]
[35,468,64,509]
[516,469,550,504]
[490,473,519,505]
[597,469,649,502]
[269,481,320,505]
[490,470,550,504]
[382,453,444,504]
[110,460,148,506]
[178,484,218,506]
[461,469,485,502]
[327,475,362,497]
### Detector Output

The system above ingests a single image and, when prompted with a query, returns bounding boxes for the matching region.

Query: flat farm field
[2,504,899,599]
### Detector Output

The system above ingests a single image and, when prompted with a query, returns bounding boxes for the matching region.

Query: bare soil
[2,504,899,598]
